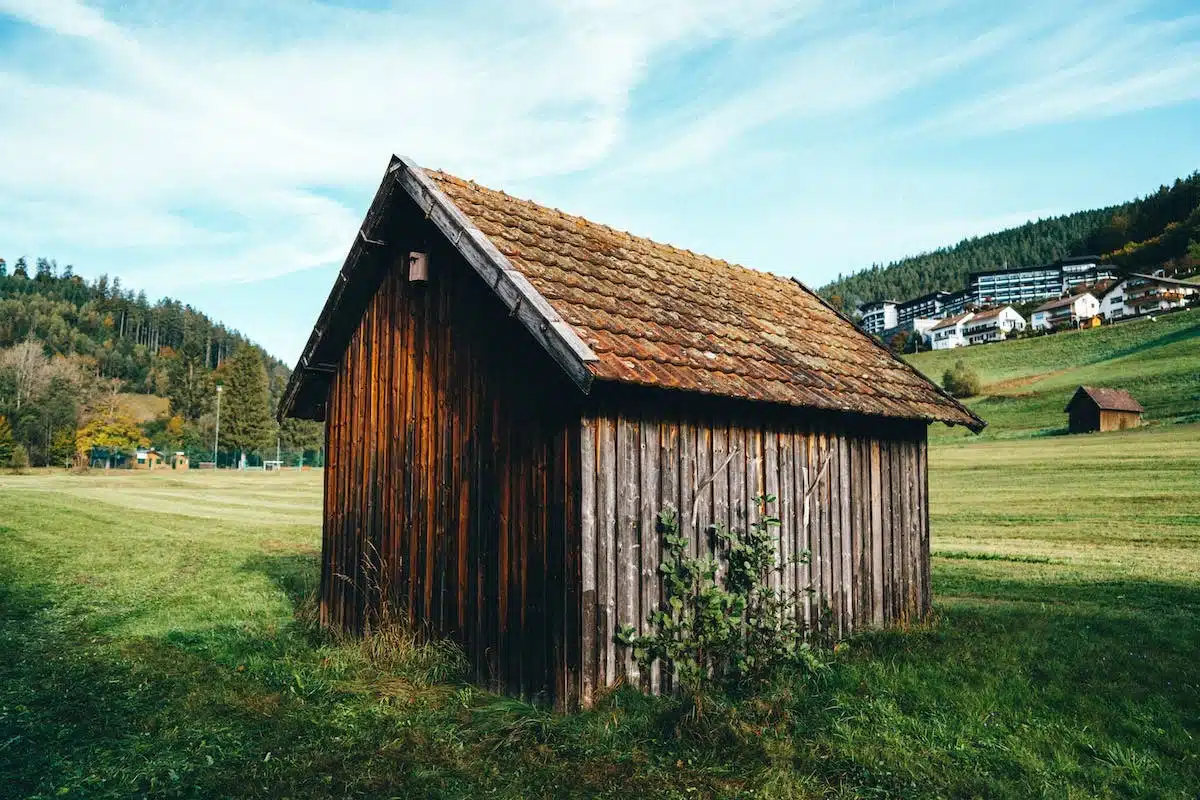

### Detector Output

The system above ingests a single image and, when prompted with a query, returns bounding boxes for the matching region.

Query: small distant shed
[171,452,190,470]
[133,448,162,470]
[278,155,985,708]
[1066,387,1143,433]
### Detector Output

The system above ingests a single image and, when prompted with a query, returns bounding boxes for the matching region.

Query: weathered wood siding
[573,395,930,705]
[1067,400,1141,433]
[321,225,582,704]
[1099,409,1140,432]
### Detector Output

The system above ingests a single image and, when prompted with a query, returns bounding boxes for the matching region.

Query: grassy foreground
[906,309,1200,441]
[2,428,1199,798]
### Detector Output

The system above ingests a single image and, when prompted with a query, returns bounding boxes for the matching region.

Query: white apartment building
[859,301,898,336]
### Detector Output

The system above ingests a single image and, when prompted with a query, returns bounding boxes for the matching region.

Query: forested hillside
[0,257,321,468]
[821,172,1200,310]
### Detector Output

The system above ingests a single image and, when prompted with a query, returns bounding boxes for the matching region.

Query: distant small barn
[279,155,985,708]
[171,452,190,470]
[1066,386,1143,433]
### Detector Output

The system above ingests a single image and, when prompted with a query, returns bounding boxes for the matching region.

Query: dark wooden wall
[321,218,582,704]
[571,397,930,706]
[1068,400,1101,433]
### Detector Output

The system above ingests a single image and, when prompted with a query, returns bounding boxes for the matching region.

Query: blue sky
[1,0,1198,363]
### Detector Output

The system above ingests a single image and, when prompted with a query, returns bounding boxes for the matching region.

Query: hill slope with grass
[906,310,1200,441]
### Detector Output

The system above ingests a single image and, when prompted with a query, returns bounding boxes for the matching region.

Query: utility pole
[213,384,223,467]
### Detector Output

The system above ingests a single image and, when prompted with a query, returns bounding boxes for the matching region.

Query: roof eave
[796,278,987,433]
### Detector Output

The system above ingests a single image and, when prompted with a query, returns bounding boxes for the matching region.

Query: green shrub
[617,497,826,694]
[9,444,30,474]
[943,359,982,398]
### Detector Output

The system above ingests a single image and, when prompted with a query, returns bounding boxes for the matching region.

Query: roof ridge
[433,166,824,292]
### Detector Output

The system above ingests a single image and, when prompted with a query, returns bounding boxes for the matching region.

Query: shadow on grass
[4,556,1200,798]
[240,551,320,608]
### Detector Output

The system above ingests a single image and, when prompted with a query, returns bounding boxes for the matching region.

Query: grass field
[2,425,1198,798]
[906,309,1200,442]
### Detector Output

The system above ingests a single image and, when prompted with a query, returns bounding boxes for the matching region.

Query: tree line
[819,172,1200,312]
[0,261,322,469]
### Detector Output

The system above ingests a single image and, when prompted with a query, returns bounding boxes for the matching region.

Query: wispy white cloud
[907,3,1200,136]
[0,0,812,296]
[0,0,1197,359]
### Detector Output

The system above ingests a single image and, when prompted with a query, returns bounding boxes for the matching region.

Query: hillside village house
[1100,281,1127,320]
[1123,273,1198,316]
[929,312,974,350]
[1066,386,1143,433]
[279,155,985,708]
[1030,292,1100,331]
[962,306,1026,345]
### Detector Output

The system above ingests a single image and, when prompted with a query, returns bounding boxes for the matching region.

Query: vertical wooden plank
[797,431,812,632]
[854,437,870,631]
[812,431,828,635]
[892,438,904,625]
[899,439,911,624]
[839,434,853,635]
[580,417,597,706]
[679,421,696,561]
[616,415,640,685]
[920,435,931,619]
[495,398,511,692]
[711,423,729,580]
[694,425,714,561]
[659,421,680,696]
[421,277,437,631]
[881,440,894,624]
[729,426,747,533]
[404,275,421,624]
[822,428,836,637]
[746,426,762,527]
[776,428,795,619]
[639,418,660,693]
[870,439,884,627]
[763,429,780,599]
[561,421,581,710]
[596,415,617,690]
[907,438,920,622]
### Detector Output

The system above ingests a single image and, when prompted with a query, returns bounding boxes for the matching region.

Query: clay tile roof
[423,167,981,430]
[969,307,1003,321]
[931,312,972,331]
[1070,386,1144,413]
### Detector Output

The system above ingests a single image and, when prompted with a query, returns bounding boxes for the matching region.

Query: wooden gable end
[320,182,587,703]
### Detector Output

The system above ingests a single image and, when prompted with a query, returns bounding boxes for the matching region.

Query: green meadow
[906,309,1200,441]
[2,423,1198,798]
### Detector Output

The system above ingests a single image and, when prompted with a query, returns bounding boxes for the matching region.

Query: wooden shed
[279,156,984,708]
[1066,386,1143,433]
[132,448,162,470]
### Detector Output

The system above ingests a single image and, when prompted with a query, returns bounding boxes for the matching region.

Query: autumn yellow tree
[76,411,148,469]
